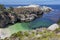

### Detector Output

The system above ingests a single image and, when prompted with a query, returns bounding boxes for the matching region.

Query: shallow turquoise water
[7,22,32,33]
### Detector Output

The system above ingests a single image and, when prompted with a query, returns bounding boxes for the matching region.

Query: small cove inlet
[0,5,60,39]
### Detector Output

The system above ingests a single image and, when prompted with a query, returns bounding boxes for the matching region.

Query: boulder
[0,28,11,39]
[48,23,59,31]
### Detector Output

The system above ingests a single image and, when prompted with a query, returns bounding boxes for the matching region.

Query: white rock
[48,23,59,31]
[27,5,39,7]
[17,4,40,8]
[17,6,22,8]
[41,6,54,13]
[0,28,11,39]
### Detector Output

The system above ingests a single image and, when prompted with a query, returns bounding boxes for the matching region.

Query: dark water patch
[41,5,60,10]
[29,17,55,29]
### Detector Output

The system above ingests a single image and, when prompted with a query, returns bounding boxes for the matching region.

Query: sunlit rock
[17,4,40,8]
[0,28,11,39]
[41,6,54,13]
[48,23,59,31]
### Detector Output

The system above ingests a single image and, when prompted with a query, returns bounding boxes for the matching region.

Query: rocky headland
[0,5,53,28]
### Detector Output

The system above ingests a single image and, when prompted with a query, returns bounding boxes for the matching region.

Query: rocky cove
[0,4,55,39]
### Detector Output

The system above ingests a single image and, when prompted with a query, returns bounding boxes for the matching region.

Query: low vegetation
[0,4,59,40]
[0,28,60,40]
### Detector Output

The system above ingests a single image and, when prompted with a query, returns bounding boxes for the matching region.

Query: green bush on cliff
[0,4,5,11]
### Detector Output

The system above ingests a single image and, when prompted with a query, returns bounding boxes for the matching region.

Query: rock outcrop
[0,11,17,28]
[48,23,59,31]
[0,28,11,39]
[13,5,53,22]
[13,5,43,22]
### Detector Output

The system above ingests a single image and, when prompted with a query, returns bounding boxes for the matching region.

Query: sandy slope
[0,23,32,39]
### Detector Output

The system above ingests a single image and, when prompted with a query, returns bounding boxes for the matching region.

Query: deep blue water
[41,5,60,10]
[4,5,60,28]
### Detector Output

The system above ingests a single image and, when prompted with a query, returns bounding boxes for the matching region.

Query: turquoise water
[7,22,32,33]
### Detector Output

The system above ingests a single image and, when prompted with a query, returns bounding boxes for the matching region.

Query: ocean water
[4,5,60,9]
